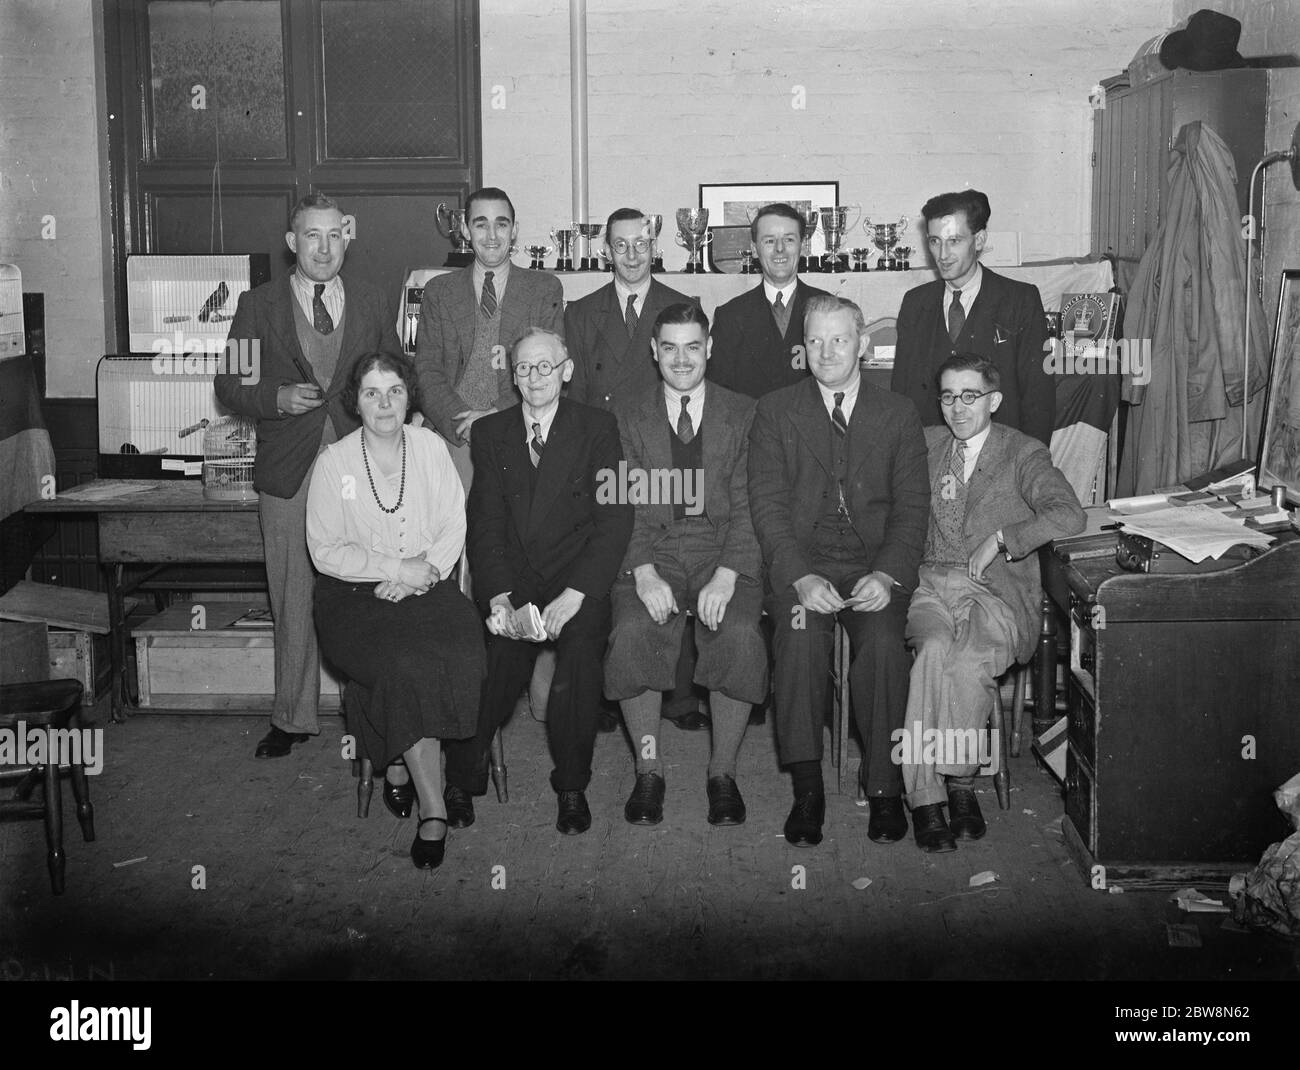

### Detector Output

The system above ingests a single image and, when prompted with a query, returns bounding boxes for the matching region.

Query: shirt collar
[945,262,983,300]
[763,278,798,306]
[954,422,992,460]
[815,373,861,410]
[522,399,559,442]
[614,277,652,308]
[474,260,511,291]
[293,270,343,297]
[663,379,706,410]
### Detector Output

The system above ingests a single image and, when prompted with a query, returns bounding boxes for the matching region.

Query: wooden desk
[1043,535,1300,887]
[28,481,263,721]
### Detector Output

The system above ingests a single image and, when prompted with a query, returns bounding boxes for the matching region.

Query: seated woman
[306,351,485,869]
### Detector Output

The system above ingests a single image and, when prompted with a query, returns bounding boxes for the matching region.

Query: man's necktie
[481,271,497,318]
[530,421,544,467]
[832,391,848,436]
[947,288,965,342]
[676,395,694,443]
[950,438,968,486]
[312,283,334,335]
[772,291,791,336]
[625,293,639,339]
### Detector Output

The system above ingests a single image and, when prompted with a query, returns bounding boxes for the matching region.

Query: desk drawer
[1066,674,1096,768]
[1065,744,1094,851]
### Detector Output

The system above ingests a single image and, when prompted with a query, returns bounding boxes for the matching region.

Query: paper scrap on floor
[1172,887,1229,913]
[1117,503,1274,562]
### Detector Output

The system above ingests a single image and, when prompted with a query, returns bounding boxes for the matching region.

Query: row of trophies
[435,204,914,273]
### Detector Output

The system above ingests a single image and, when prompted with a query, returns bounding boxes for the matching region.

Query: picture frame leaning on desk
[1258,269,1300,505]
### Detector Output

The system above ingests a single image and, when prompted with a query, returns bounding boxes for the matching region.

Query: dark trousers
[445,594,611,795]
[767,523,909,796]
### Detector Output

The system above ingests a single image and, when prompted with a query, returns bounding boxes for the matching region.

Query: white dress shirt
[944,262,983,321]
[815,374,862,423]
[521,401,559,446]
[663,380,706,433]
[473,260,511,305]
[614,277,652,321]
[763,279,797,308]
[952,423,992,481]
[290,271,344,327]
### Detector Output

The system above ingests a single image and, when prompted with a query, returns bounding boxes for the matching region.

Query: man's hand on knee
[697,566,737,631]
[633,564,678,625]
[793,573,844,614]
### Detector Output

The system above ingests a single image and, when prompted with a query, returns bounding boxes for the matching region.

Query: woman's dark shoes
[866,795,908,843]
[443,784,475,829]
[624,772,665,826]
[254,726,310,759]
[383,778,415,819]
[912,803,957,853]
[556,790,592,835]
[410,817,448,869]
[947,787,987,840]
[706,774,746,826]
[783,790,825,847]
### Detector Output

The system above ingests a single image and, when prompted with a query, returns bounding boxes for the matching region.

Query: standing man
[604,304,768,827]
[414,186,564,487]
[892,190,1052,445]
[707,202,831,399]
[444,328,632,834]
[748,295,930,847]
[215,192,402,758]
[902,355,1083,851]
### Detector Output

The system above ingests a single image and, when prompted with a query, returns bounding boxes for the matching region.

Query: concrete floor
[1,697,1297,982]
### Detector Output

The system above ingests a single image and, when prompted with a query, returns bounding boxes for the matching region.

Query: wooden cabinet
[1044,536,1300,887]
[1091,69,1267,272]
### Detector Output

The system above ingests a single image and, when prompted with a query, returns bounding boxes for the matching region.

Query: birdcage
[202,416,258,501]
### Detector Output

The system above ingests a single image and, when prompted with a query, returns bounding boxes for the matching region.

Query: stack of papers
[1116,503,1274,563]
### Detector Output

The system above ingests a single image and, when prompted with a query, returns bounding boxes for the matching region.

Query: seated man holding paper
[443,327,633,835]
[902,354,1084,853]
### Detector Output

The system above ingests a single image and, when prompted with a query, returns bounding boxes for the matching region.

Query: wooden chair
[830,620,852,794]
[0,679,95,894]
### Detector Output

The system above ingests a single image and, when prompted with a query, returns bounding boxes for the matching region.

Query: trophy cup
[550,228,576,272]
[818,205,861,273]
[740,247,756,274]
[524,243,554,271]
[436,203,474,267]
[849,247,871,273]
[797,206,820,272]
[1043,311,1063,339]
[892,245,913,271]
[864,216,908,271]
[674,208,712,274]
[574,222,604,271]
[644,214,665,273]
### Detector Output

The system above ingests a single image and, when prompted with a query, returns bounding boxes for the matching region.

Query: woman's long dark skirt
[314,575,486,767]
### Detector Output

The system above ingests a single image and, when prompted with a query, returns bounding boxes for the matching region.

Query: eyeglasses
[513,356,571,379]
[938,388,997,406]
[610,238,651,255]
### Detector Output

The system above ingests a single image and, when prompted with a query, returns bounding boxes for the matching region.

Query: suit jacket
[565,278,693,412]
[414,264,564,442]
[467,398,633,611]
[707,278,831,398]
[617,381,760,581]
[924,423,1084,661]
[892,267,1052,445]
[748,377,930,595]
[214,272,401,498]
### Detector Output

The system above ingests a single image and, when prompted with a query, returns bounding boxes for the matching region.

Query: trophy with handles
[796,205,820,272]
[849,247,871,273]
[524,243,554,271]
[864,216,908,271]
[644,213,665,273]
[436,203,474,266]
[550,227,576,272]
[575,222,604,271]
[892,245,913,271]
[818,205,861,273]
[675,208,712,274]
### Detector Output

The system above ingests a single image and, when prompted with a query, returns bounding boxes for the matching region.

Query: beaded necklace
[361,427,406,514]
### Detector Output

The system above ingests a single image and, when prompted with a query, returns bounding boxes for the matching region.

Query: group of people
[213,184,1084,870]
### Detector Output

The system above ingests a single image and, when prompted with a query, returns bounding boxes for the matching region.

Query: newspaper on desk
[1111,502,1274,563]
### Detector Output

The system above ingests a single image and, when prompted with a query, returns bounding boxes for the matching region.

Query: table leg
[1034,591,1058,737]
[104,564,130,723]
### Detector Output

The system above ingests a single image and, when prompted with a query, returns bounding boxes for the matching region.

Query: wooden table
[28,481,263,721]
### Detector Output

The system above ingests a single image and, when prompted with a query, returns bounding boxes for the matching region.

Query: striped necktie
[832,391,848,436]
[530,421,544,467]
[676,395,694,443]
[481,271,497,318]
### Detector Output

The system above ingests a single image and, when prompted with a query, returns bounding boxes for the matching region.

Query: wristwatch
[995,530,1012,561]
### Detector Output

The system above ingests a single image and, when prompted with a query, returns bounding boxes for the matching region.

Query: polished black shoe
[411,817,448,869]
[383,776,415,820]
[747,700,769,727]
[443,785,476,829]
[706,775,746,826]
[556,790,592,835]
[664,707,711,731]
[783,791,825,847]
[597,707,621,733]
[947,787,987,840]
[624,772,665,826]
[866,795,908,844]
[254,726,309,759]
[912,803,957,853]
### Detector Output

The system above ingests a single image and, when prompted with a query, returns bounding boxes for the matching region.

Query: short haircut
[288,192,341,231]
[347,351,421,419]
[605,207,646,239]
[803,293,866,336]
[921,190,991,233]
[652,302,709,340]
[510,326,567,366]
[937,353,1002,392]
[464,187,515,222]
[750,202,806,243]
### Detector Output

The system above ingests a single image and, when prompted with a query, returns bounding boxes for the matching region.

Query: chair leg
[990,685,1010,811]
[489,727,508,804]
[1010,663,1028,758]
[829,622,844,793]
[357,758,373,819]
[66,710,95,841]
[41,762,66,895]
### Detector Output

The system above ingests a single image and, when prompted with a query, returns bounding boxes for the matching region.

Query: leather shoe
[556,790,592,835]
[706,775,746,826]
[783,791,825,847]
[443,785,475,829]
[664,709,711,731]
[947,787,987,840]
[254,726,309,759]
[624,772,665,826]
[912,803,957,853]
[383,777,415,820]
[597,706,621,733]
[411,817,447,869]
[866,795,908,844]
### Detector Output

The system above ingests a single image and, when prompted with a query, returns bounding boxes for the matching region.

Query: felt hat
[1159,9,1246,71]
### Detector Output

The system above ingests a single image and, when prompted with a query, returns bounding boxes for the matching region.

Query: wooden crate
[133,602,341,711]
[47,629,109,705]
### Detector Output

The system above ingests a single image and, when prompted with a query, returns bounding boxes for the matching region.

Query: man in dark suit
[444,327,633,834]
[414,186,564,487]
[892,190,1052,445]
[604,304,768,827]
[215,192,402,758]
[707,202,831,399]
[902,355,1083,852]
[749,294,930,847]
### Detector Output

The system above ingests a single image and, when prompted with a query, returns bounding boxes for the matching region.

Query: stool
[0,679,94,894]
[988,667,1024,811]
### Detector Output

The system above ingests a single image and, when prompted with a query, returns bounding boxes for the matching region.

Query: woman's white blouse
[306,425,465,583]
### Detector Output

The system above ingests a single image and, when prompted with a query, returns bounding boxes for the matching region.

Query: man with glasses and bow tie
[443,327,632,835]
[902,354,1082,853]
[892,190,1052,446]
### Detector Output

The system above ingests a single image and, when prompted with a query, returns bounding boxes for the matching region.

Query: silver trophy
[524,243,554,271]
[574,222,604,271]
[675,208,712,274]
[550,228,576,272]
[864,216,909,271]
[818,205,861,273]
[796,205,820,272]
[436,203,473,266]
[644,213,665,273]
[849,247,872,273]
[740,247,756,274]
[892,245,913,271]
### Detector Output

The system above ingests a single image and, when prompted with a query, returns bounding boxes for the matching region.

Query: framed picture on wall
[1257,269,1300,506]
[699,181,839,268]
